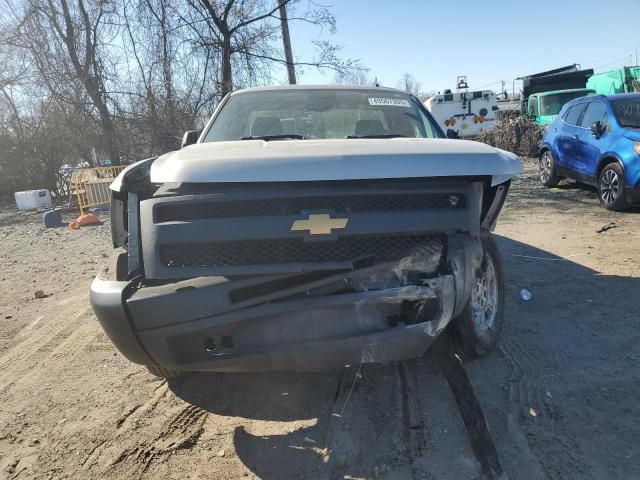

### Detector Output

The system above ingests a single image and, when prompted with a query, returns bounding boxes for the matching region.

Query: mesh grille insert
[161,235,442,268]
[155,193,465,222]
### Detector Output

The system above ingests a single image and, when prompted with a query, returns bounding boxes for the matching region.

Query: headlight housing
[634,141,640,156]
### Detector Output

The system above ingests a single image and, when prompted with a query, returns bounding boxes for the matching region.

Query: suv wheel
[539,150,560,187]
[599,163,629,211]
[450,235,505,359]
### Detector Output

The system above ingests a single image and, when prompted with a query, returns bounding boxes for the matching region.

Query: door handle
[573,135,579,139]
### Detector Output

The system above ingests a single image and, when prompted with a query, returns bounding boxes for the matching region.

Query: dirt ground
[1,158,639,480]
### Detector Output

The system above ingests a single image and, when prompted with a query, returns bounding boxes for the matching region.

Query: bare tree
[119,0,219,155]
[185,0,360,96]
[0,0,357,198]
[397,73,423,97]
[19,0,122,163]
[334,68,373,86]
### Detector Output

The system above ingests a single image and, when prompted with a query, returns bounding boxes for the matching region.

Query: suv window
[611,98,640,128]
[580,102,608,128]
[564,104,586,126]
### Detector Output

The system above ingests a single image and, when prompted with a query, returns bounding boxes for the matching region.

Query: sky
[285,0,640,95]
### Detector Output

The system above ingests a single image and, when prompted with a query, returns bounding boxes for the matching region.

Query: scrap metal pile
[477,116,544,157]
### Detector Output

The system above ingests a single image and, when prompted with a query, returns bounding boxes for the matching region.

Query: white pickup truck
[91,85,520,378]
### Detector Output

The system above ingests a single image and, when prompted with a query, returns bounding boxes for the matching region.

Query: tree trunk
[221,34,232,97]
[279,1,296,85]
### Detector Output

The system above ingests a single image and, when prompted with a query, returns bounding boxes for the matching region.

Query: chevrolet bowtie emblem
[290,214,348,235]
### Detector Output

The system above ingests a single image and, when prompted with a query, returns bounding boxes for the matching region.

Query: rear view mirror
[181,130,200,148]
[590,121,603,139]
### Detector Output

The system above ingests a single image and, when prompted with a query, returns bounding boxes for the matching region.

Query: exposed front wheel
[539,150,560,187]
[598,163,629,211]
[450,235,505,359]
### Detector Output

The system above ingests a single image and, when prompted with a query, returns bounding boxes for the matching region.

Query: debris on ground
[68,214,101,230]
[476,116,544,157]
[42,208,63,228]
[520,288,532,301]
[596,222,617,233]
[303,436,317,444]
[34,290,48,299]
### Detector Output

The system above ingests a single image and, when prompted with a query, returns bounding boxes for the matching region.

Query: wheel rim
[540,152,552,183]
[471,254,498,333]
[600,169,619,205]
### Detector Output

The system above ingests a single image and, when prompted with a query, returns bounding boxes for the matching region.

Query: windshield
[611,98,640,128]
[203,89,441,142]
[540,91,593,116]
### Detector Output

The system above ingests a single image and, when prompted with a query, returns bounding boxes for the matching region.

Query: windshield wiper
[345,134,407,139]
[241,134,306,141]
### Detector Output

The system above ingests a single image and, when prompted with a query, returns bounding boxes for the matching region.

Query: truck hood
[149,138,521,187]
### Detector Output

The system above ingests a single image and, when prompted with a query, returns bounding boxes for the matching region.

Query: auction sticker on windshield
[368,97,411,107]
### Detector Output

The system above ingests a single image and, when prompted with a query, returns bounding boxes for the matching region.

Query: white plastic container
[14,189,52,210]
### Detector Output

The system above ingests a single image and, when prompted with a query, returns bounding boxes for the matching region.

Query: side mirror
[181,130,200,148]
[590,121,603,139]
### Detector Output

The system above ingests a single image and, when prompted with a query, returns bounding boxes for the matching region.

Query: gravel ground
[0,158,639,479]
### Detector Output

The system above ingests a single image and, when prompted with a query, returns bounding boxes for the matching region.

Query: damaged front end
[93,161,513,372]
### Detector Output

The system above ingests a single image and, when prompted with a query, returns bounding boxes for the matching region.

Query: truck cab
[526,88,595,125]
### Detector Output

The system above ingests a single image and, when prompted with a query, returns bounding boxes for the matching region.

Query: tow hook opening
[386,298,440,328]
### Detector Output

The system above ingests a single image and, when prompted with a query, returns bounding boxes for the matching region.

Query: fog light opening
[204,336,235,352]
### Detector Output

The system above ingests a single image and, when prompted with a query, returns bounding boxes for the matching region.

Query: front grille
[155,193,465,222]
[161,235,442,268]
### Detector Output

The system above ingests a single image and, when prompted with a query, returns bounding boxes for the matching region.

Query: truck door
[555,103,587,171]
[527,95,539,122]
[577,101,610,178]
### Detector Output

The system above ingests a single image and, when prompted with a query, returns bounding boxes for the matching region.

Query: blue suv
[539,93,640,211]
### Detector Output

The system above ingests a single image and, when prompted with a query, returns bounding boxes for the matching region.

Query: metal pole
[279,1,296,84]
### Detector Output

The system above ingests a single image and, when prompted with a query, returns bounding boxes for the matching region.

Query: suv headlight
[634,142,640,156]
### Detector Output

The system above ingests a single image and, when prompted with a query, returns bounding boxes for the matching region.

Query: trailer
[586,66,640,95]
[424,89,498,138]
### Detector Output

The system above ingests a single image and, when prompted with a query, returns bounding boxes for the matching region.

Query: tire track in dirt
[0,301,100,397]
[500,337,592,480]
[321,359,481,479]
[106,404,208,477]
[397,361,427,477]
[78,383,173,473]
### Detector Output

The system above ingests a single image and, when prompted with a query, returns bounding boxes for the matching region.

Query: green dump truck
[520,65,595,126]
[587,66,640,95]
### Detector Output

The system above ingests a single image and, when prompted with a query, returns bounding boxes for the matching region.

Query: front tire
[539,150,560,187]
[598,163,629,211]
[450,235,505,359]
